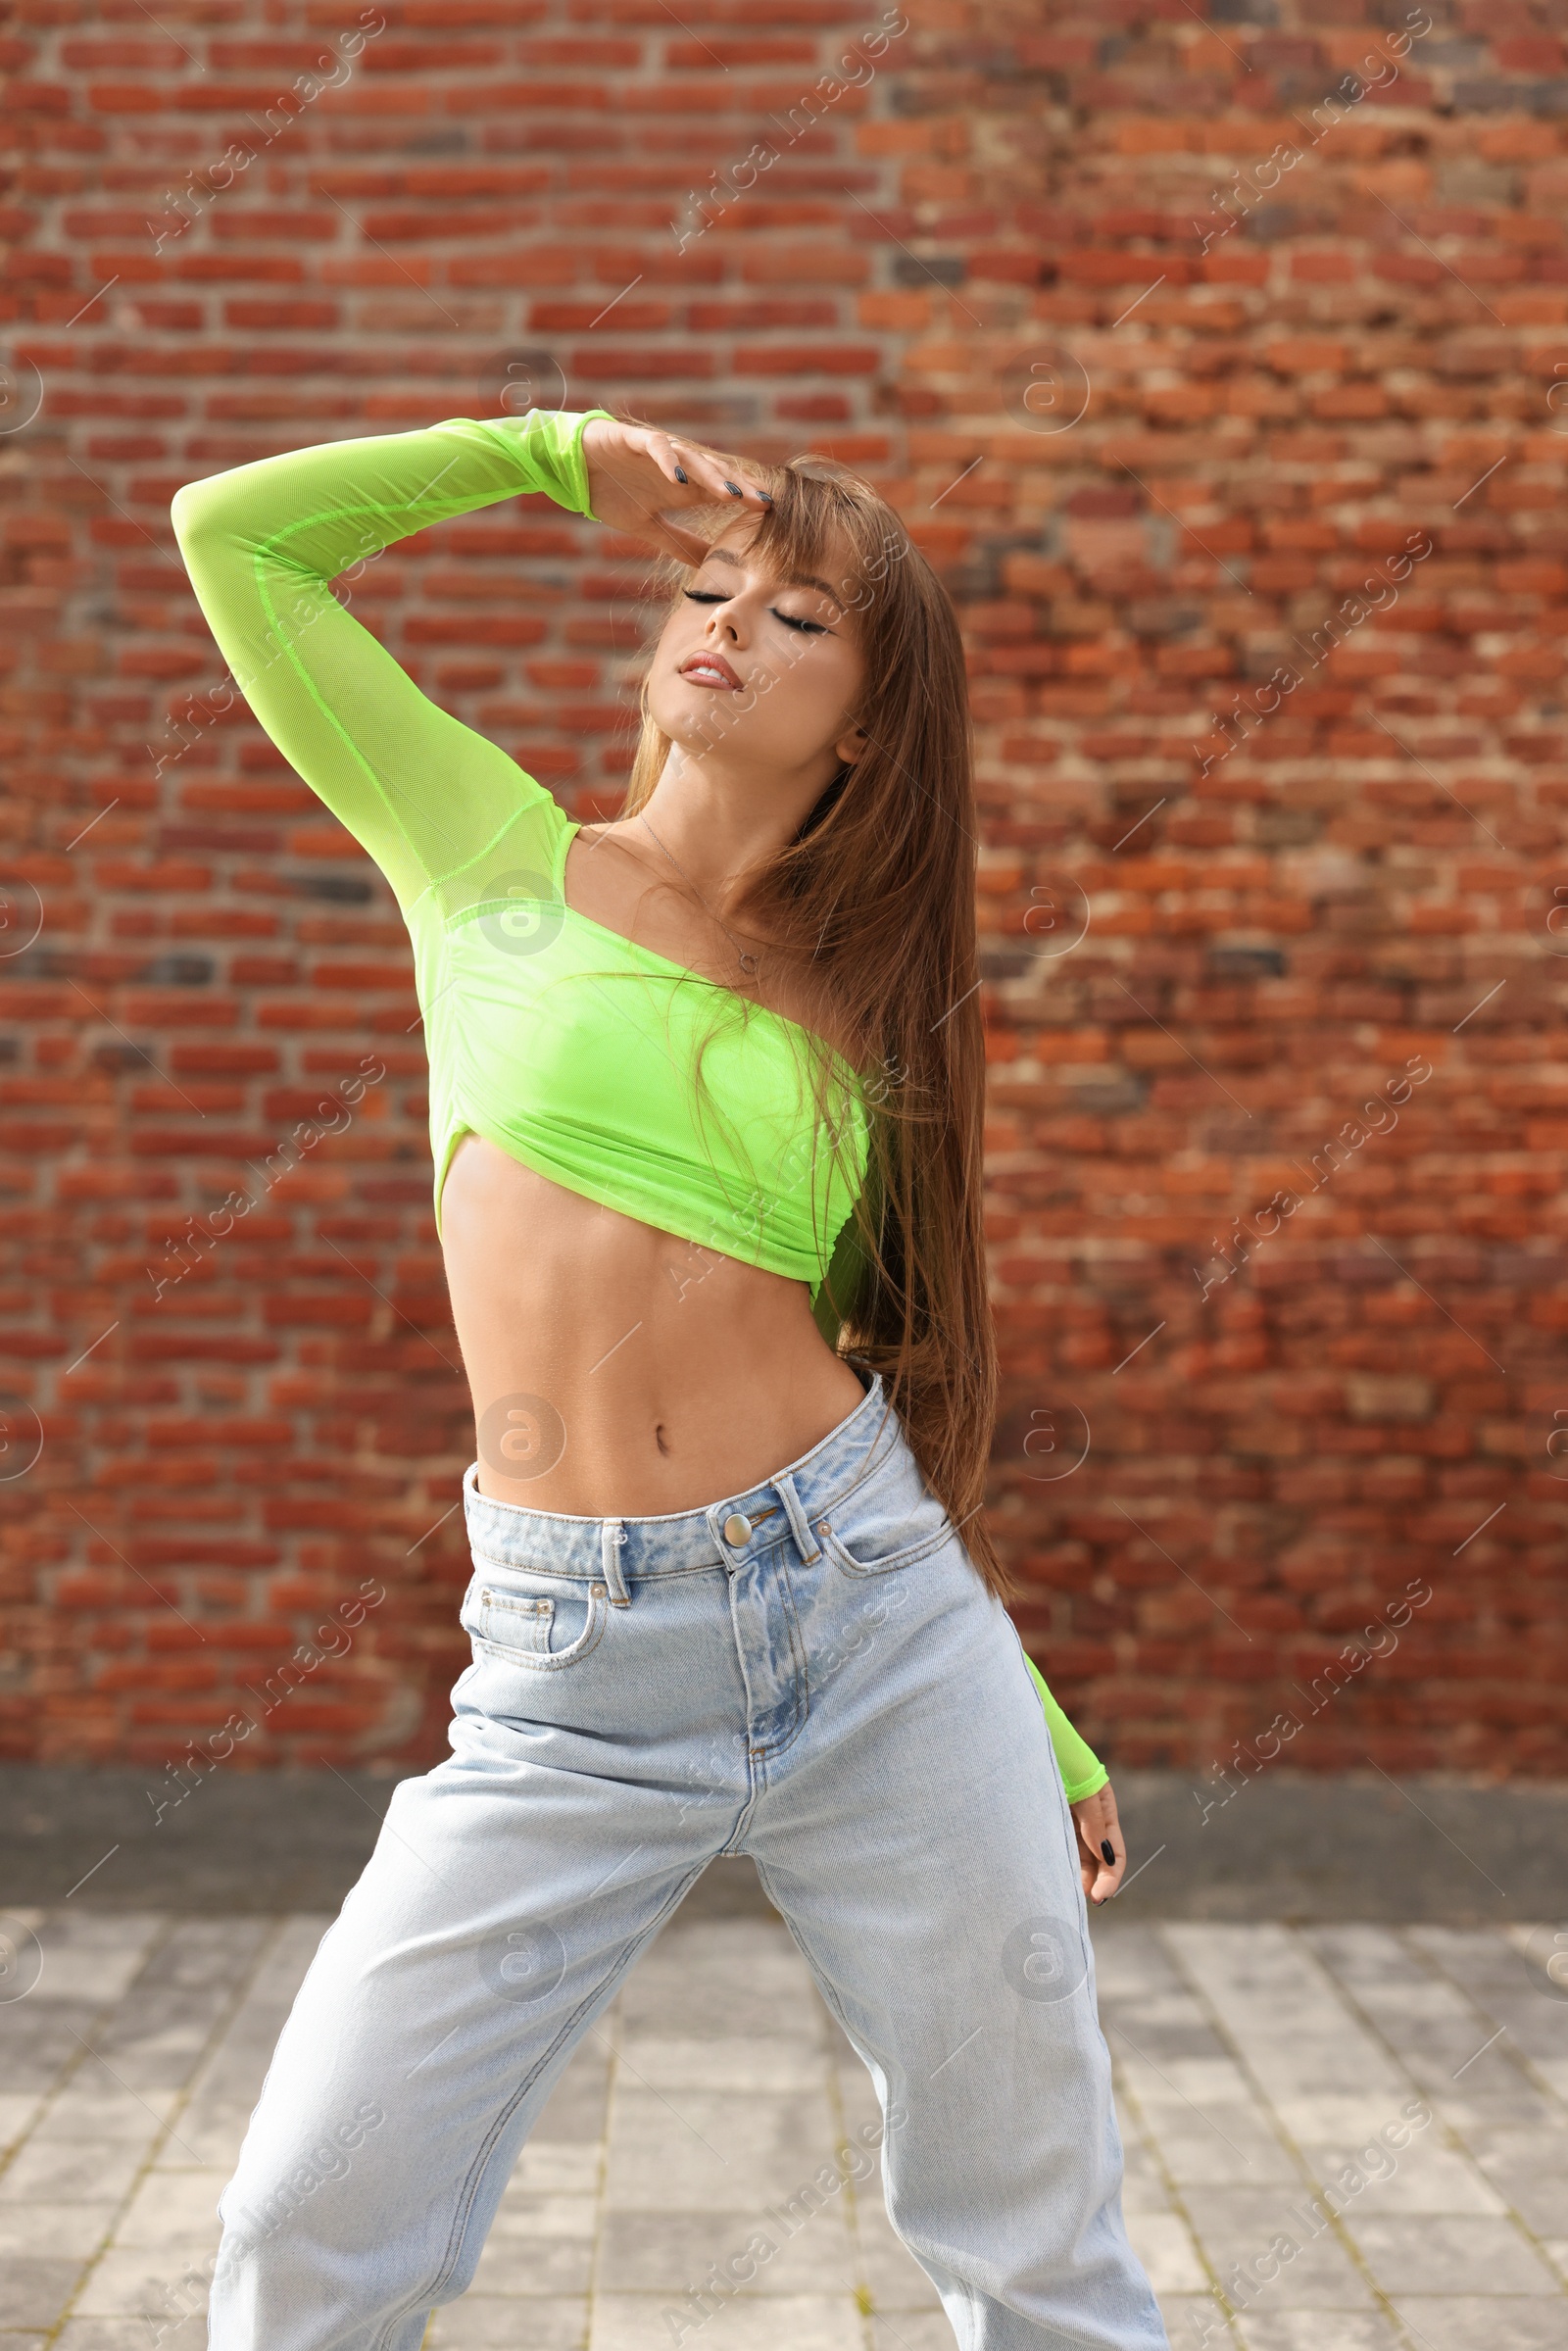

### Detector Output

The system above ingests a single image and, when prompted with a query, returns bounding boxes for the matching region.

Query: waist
[442,1130,869,1514]
[463,1366,911,1582]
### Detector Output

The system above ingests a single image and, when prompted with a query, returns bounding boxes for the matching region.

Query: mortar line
[1155,1923,1425,2349]
[38,1909,295,2346]
[1309,1926,1568,2295]
[1096,1928,1232,2343]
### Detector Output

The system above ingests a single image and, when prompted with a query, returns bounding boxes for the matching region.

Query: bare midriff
[440,1132,869,1517]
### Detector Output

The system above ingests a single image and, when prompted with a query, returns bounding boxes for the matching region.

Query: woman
[172,406,1166,2349]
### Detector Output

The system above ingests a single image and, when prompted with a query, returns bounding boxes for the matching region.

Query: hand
[579,416,772,566]
[1070,1782,1126,1906]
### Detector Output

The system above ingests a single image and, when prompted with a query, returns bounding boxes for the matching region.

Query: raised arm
[170,408,615,916]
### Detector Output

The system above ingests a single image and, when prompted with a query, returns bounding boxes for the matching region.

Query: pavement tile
[26,1915,168,2008]
[1178,2185,1375,2309]
[1264,2097,1431,2142]
[466,2220,594,2296]
[1416,1929,1568,2068]
[113,2166,228,2248]
[1296,2135,1504,2214]
[1123,2208,1209,2293]
[483,2189,596,2236]
[1118,2131,1177,2216]
[1158,1928,1409,2112]
[1346,2212,1561,2296]
[0,2010,122,2099]
[28,2082,183,2141]
[427,2291,587,2347]
[0,2260,87,2329]
[90,1919,272,2093]
[597,2203,857,2293]
[1124,2114,1298,2188]
[1432,2082,1560,2136]
[614,1922,825,2044]
[171,1916,329,2144]
[57,2328,194,2351]
[0,2093,44,2151]
[503,2141,600,2197]
[1157,2291,1241,2347]
[866,2320,957,2351]
[528,2059,609,2145]
[69,2244,220,2324]
[615,2031,831,2091]
[1234,2316,1406,2350]
[1389,1932,1568,2120]
[1387,2298,1568,2350]
[0,2201,119,2259]
[604,2085,840,2212]
[591,2291,864,2351]
[0,2134,146,2204]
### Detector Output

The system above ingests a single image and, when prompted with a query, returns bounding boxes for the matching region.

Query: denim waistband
[461,1367,908,1590]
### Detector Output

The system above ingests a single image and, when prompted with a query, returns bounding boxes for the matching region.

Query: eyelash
[682,588,828,635]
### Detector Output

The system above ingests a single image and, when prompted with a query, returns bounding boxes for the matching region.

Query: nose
[706,604,747,649]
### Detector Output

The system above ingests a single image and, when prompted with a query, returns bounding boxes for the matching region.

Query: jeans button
[722,1513,752,1546]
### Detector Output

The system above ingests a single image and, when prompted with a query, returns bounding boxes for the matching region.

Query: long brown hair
[619,443,1007,1599]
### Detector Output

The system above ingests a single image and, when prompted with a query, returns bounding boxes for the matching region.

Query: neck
[632,744,832,906]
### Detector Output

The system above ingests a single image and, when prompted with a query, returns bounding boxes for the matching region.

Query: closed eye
[681,588,833,635]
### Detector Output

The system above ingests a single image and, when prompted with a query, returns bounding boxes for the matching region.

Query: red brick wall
[3,1,1564,1780]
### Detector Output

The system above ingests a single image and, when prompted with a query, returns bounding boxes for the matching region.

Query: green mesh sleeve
[171,408,616,920]
[1023,1652,1109,1802]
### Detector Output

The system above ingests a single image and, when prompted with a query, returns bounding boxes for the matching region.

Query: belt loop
[773,1471,820,1565]
[601,1519,630,1606]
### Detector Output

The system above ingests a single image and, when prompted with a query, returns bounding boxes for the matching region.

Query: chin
[651,688,749,751]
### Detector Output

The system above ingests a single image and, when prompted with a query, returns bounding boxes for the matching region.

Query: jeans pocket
[463,1568,608,1668]
[812,1484,956,1579]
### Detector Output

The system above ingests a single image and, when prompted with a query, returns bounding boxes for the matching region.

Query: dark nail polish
[673,465,688,484]
[759,491,774,505]
[1101,1839,1116,1865]
[724,478,742,497]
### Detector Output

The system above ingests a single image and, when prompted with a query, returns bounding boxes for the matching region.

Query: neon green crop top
[170,405,1107,1807]
[171,406,864,1291]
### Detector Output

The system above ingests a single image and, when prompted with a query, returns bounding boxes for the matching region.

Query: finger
[1092,1816,1126,1904]
[1074,1789,1125,1905]
[664,434,772,510]
[586,437,728,527]
[1086,1837,1122,1903]
[635,429,714,496]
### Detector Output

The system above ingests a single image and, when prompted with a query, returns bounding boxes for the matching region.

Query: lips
[679,652,742,689]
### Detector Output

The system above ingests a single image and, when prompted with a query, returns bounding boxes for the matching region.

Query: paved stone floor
[0,1903,1565,2351]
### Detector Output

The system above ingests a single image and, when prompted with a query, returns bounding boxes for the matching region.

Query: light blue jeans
[209,1373,1167,2350]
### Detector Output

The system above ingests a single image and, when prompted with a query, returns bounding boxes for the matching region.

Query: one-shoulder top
[170,406,1108,1805]
[170,406,866,1296]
